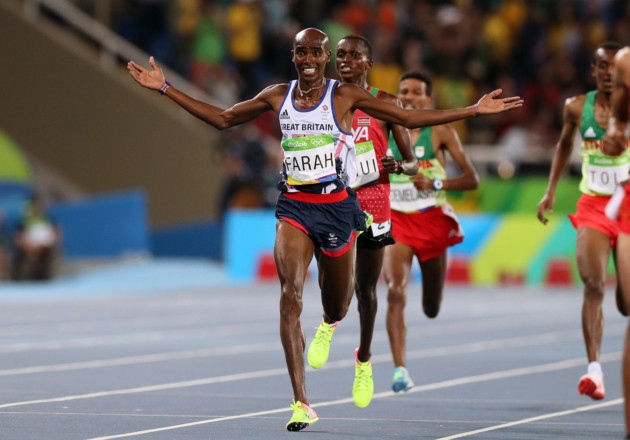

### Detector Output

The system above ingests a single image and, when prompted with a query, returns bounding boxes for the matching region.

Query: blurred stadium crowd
[74,0,630,210]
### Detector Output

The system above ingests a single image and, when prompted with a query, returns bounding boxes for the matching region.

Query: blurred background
[0,0,628,286]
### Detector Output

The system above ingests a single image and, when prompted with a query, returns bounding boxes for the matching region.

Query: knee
[387,285,406,310]
[581,276,606,299]
[322,292,350,323]
[279,284,303,321]
[355,284,377,306]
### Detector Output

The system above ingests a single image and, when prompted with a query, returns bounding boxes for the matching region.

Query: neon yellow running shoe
[307,321,337,369]
[358,211,374,236]
[286,400,319,431]
[352,347,374,408]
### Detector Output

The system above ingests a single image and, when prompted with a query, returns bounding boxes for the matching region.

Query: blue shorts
[276,189,368,256]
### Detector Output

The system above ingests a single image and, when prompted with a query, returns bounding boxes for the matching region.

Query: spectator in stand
[189,0,240,105]
[225,0,265,99]
[10,196,61,281]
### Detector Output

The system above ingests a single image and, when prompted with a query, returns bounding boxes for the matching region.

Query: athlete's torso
[578,90,630,196]
[352,87,389,189]
[388,127,447,212]
[278,79,356,194]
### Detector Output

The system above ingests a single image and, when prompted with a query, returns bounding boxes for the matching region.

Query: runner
[383,71,479,392]
[127,27,522,431]
[537,41,628,401]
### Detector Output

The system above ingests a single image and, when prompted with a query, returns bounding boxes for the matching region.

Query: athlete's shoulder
[374,89,400,105]
[564,93,587,114]
[616,46,630,62]
[432,123,460,145]
[258,82,290,99]
[432,123,457,137]
[336,81,364,94]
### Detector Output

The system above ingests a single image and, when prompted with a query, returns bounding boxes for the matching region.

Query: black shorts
[357,220,395,250]
[276,189,368,256]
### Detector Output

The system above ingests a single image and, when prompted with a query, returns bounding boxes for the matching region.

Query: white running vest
[277,79,356,193]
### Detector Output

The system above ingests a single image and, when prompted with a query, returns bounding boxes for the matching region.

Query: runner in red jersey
[306,35,418,409]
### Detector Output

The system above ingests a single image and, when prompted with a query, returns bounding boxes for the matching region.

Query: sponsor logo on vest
[584,126,597,139]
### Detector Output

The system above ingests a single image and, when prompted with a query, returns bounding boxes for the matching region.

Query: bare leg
[354,246,384,362]
[275,221,315,404]
[418,252,447,319]
[616,232,630,433]
[316,241,356,324]
[613,250,628,316]
[384,242,414,368]
[576,227,611,364]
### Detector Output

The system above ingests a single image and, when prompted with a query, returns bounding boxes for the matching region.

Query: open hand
[127,56,166,91]
[476,89,524,115]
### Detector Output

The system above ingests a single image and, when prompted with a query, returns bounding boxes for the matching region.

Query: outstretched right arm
[127,57,279,129]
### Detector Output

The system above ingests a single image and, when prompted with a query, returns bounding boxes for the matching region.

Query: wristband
[159,81,171,95]
[395,161,404,174]
[433,178,444,191]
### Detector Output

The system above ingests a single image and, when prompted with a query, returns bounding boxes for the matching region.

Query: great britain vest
[277,79,356,194]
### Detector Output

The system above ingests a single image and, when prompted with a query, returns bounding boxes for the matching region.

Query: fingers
[127,61,144,76]
[488,89,503,98]
[499,97,524,110]
[149,56,157,70]
[502,96,522,103]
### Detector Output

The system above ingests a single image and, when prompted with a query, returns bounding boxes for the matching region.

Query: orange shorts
[391,205,463,262]
[568,194,619,247]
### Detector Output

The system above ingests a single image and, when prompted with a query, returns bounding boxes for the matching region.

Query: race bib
[586,155,630,195]
[282,134,337,185]
[353,140,380,188]
[369,220,391,237]
[389,174,436,212]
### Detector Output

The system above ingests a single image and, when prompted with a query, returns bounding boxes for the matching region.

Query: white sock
[587,361,602,377]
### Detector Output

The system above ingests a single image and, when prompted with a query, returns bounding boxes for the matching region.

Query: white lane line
[435,398,624,439]
[0,329,600,409]
[0,367,289,409]
[0,343,279,376]
[82,352,622,440]
[0,325,610,377]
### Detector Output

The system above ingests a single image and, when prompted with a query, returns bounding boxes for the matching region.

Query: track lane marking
[435,398,624,439]
[80,352,622,439]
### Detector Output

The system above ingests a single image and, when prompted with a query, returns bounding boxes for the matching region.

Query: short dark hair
[597,41,622,52]
[399,71,433,96]
[339,35,373,60]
